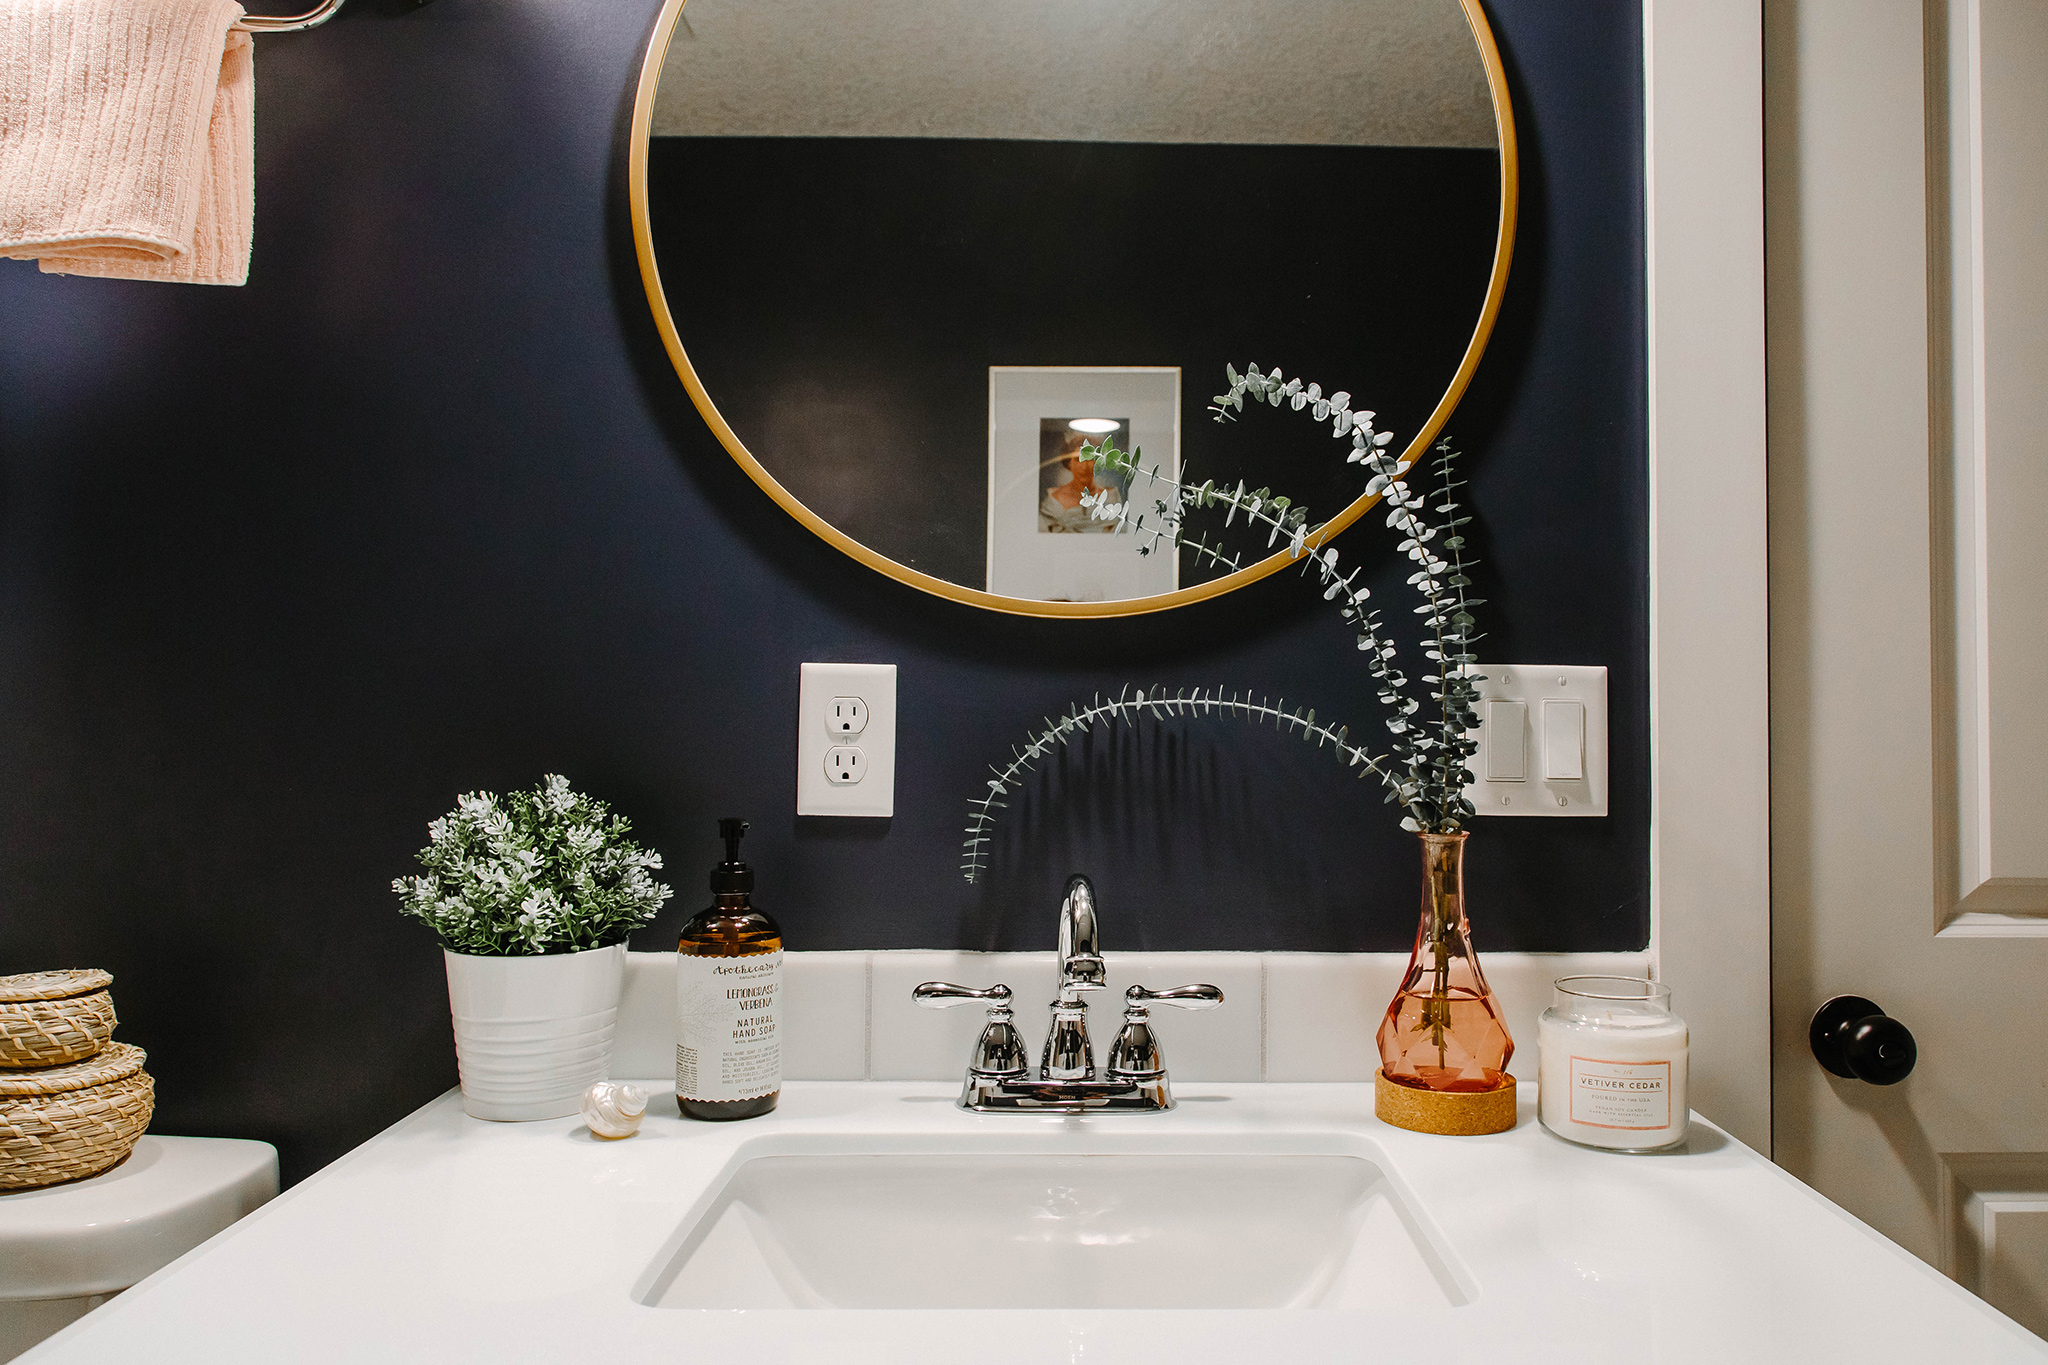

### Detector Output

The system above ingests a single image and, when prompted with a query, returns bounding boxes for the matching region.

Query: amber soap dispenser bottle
[675,818,782,1120]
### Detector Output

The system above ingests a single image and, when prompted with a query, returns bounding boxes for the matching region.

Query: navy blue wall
[0,0,1643,1183]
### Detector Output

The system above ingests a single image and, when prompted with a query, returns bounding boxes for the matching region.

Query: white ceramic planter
[443,944,625,1121]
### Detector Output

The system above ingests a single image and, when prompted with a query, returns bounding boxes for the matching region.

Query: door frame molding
[1644,0,1773,1151]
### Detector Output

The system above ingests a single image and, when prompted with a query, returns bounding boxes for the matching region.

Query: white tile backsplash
[609,949,1653,1086]
[781,951,868,1080]
[1261,951,1654,1083]
[612,950,677,1079]
[1261,953,1406,1082]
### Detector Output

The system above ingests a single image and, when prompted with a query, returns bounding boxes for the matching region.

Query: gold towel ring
[236,0,346,33]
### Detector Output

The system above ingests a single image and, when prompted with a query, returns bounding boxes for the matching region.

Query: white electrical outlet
[1464,664,1608,817]
[824,746,865,783]
[798,663,896,817]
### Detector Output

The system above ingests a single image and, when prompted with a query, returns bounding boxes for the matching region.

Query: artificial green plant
[394,774,672,955]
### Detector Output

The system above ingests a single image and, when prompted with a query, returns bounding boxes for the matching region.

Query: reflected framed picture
[985,367,1180,602]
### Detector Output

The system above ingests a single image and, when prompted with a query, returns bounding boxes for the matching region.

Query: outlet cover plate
[1464,664,1608,817]
[798,663,896,817]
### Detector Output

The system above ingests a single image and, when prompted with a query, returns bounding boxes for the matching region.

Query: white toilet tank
[0,1136,278,1361]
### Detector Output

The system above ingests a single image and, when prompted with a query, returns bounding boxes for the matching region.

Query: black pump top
[711,817,754,894]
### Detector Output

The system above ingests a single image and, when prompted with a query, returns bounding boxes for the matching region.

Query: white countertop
[22,1082,2047,1364]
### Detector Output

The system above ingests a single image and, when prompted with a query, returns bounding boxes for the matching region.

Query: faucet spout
[1056,874,1106,1001]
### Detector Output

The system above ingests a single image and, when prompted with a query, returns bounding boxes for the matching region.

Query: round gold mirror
[629,0,1515,617]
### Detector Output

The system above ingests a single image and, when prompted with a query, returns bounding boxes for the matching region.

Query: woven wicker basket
[0,1041,154,1190]
[0,969,117,1069]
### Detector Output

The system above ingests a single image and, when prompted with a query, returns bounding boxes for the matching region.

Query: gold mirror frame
[628,0,1518,618]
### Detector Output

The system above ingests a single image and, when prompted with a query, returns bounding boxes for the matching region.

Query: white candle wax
[1537,980,1688,1151]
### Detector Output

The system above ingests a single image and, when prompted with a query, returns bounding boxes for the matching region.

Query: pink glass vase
[1375,831,1515,1093]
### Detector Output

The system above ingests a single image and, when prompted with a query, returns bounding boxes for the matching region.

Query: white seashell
[580,1081,648,1139]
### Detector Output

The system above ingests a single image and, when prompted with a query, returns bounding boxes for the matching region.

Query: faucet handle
[1126,983,1224,1011]
[1106,984,1222,1079]
[914,982,1012,1008]
[914,983,1027,1078]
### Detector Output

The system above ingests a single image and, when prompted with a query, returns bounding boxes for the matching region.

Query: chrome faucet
[914,874,1221,1113]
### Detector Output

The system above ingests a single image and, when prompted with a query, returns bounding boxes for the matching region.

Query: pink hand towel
[0,0,254,286]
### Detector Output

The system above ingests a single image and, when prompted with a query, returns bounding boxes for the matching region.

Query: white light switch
[1543,700,1586,781]
[1465,665,1608,817]
[1484,701,1527,781]
[797,663,896,817]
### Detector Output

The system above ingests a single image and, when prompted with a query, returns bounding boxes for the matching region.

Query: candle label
[676,951,781,1102]
[1568,1056,1672,1130]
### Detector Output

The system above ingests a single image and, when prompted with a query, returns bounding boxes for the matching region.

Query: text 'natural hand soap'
[676,818,781,1121]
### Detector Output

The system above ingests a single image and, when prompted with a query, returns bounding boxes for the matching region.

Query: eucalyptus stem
[960,685,1396,884]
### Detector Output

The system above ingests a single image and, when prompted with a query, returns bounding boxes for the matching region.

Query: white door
[1768,0,2048,1335]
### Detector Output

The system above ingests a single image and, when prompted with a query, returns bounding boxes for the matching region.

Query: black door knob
[1810,995,1917,1085]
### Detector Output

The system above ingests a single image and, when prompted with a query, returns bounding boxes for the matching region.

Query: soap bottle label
[1567,1056,1672,1130]
[676,950,782,1102]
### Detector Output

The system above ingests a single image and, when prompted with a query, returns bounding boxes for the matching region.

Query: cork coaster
[1375,1069,1518,1136]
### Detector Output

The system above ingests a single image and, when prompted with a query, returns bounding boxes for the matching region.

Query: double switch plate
[1463,664,1608,817]
[796,662,897,817]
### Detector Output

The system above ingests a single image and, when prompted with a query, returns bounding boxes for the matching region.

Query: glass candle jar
[1537,976,1688,1151]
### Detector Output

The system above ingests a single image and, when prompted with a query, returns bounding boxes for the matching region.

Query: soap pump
[674,818,782,1121]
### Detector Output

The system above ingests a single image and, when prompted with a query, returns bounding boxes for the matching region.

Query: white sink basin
[637,1138,1469,1310]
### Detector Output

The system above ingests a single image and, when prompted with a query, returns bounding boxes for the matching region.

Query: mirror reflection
[641,0,1508,608]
